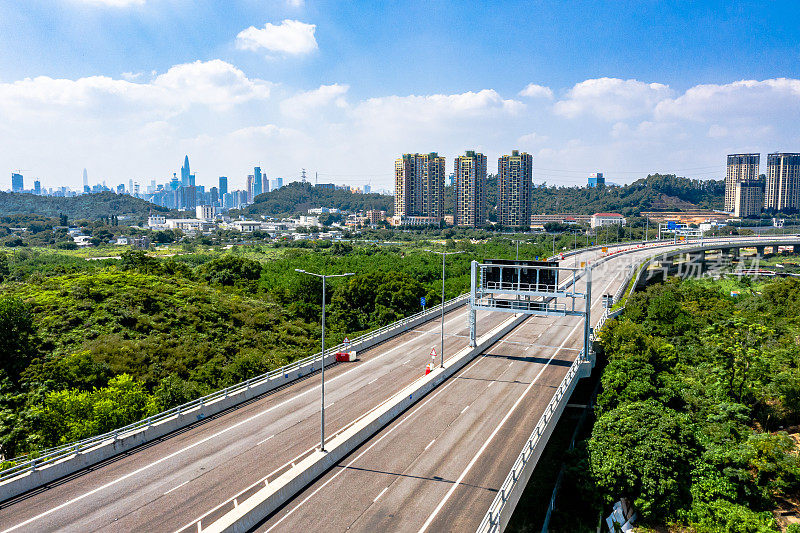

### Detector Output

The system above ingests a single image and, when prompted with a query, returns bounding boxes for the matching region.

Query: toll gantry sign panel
[471,259,587,317]
[467,259,592,357]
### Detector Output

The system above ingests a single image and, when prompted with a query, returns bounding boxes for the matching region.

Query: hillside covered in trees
[242,181,394,217]
[551,276,800,531]
[0,191,169,219]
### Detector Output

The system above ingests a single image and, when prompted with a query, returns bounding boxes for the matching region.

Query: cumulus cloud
[280,83,349,118]
[236,20,318,56]
[519,83,553,99]
[3,68,800,192]
[554,77,673,120]
[655,78,800,123]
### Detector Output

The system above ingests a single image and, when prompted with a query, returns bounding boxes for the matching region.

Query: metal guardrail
[477,237,800,533]
[0,293,470,484]
[5,236,789,483]
[476,347,587,533]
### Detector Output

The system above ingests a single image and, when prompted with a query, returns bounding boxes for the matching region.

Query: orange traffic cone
[425,363,432,375]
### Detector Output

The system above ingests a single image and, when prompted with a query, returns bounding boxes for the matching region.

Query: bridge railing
[0,292,470,484]
[476,347,587,533]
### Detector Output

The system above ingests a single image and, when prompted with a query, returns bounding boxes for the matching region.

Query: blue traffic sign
[667,221,678,230]
[421,296,426,306]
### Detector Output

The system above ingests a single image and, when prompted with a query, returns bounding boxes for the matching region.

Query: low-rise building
[165,219,214,232]
[147,215,167,228]
[390,215,441,227]
[366,210,386,224]
[590,213,626,228]
[231,220,263,232]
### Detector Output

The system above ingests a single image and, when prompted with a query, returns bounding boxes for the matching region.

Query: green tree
[0,296,38,383]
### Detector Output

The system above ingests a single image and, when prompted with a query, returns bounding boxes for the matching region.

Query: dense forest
[242,182,394,217]
[0,191,169,219]
[551,276,800,532]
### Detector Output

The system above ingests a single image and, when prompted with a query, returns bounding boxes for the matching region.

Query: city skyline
[1,2,799,190]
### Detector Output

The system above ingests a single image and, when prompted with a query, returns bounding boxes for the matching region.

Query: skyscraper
[83,168,88,189]
[247,174,255,203]
[394,153,445,221]
[181,155,190,187]
[11,172,23,192]
[34,180,41,195]
[253,167,263,197]
[453,151,486,227]
[725,154,760,212]
[498,150,533,227]
[765,153,800,212]
[219,176,228,196]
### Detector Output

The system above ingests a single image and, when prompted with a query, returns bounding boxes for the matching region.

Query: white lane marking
[257,435,275,446]
[368,378,378,385]
[424,440,436,451]
[417,270,621,533]
[486,382,494,388]
[403,359,411,365]
[7,307,476,533]
[418,319,584,533]
[263,355,487,532]
[163,479,190,495]
[460,405,470,415]
[373,487,389,502]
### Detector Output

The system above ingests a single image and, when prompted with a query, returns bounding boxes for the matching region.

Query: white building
[231,220,263,233]
[165,219,214,232]
[298,215,320,226]
[147,215,167,228]
[196,205,218,221]
[590,213,626,228]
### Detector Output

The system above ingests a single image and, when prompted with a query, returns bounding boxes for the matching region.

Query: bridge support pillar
[468,308,476,347]
[756,246,766,257]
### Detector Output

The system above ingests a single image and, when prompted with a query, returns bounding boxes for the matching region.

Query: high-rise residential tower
[498,150,533,227]
[725,154,760,212]
[453,151,486,227]
[219,176,228,196]
[765,153,800,212]
[734,179,765,218]
[83,168,88,189]
[181,155,190,187]
[394,153,446,221]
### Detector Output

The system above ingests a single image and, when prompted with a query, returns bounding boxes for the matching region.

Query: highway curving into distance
[0,237,791,532]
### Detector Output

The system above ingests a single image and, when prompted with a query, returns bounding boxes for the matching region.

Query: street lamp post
[425,250,465,368]
[295,269,354,452]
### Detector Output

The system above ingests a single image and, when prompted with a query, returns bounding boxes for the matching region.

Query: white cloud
[72,0,145,6]
[519,83,553,99]
[4,68,800,193]
[655,78,800,123]
[554,77,673,120]
[236,20,318,56]
[152,60,271,108]
[286,0,304,6]
[280,83,349,118]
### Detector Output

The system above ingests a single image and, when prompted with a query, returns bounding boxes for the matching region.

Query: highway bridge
[1,236,797,533]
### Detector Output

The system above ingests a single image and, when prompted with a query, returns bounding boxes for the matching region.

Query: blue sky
[1,0,799,191]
